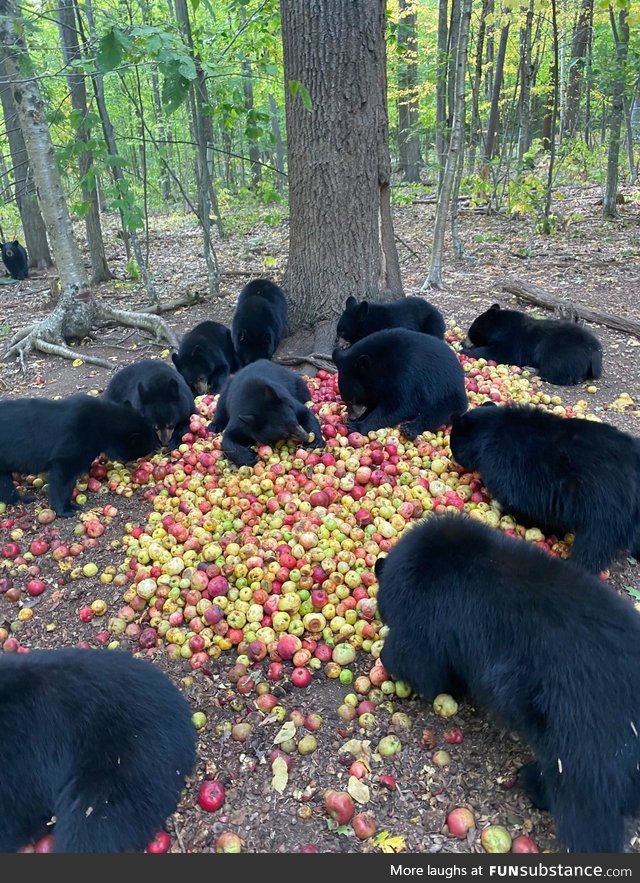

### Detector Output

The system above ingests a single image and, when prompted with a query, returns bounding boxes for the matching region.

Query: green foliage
[287,80,312,111]
[126,258,142,280]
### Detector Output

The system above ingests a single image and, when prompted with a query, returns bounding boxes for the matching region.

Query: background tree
[279,0,402,356]
[0,58,51,269]
[0,0,176,366]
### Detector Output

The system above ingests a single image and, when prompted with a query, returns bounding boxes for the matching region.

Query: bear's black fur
[208,359,324,467]
[462,304,603,386]
[449,402,640,574]
[332,328,467,439]
[231,279,287,367]
[104,359,195,449]
[336,295,445,346]
[1,239,28,280]
[0,648,196,853]
[0,395,158,516]
[374,514,640,854]
[171,321,238,396]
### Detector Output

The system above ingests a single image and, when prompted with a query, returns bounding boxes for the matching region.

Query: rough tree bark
[562,0,593,141]
[58,0,110,284]
[423,0,472,288]
[542,0,559,232]
[396,0,422,183]
[242,56,262,186]
[0,0,177,367]
[0,58,51,268]
[603,7,630,219]
[279,0,403,355]
[467,0,490,174]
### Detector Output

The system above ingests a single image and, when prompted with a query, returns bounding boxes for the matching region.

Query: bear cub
[0,648,196,853]
[104,359,195,449]
[462,303,602,386]
[375,514,640,854]
[449,402,640,574]
[208,359,324,467]
[332,328,467,439]
[172,320,238,395]
[231,279,287,367]
[0,395,158,516]
[336,295,445,347]
[1,239,28,280]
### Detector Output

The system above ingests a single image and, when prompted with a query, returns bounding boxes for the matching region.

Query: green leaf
[161,60,193,113]
[625,586,640,601]
[288,80,312,111]
[97,28,125,73]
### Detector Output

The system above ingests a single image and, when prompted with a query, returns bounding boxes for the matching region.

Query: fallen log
[501,278,640,341]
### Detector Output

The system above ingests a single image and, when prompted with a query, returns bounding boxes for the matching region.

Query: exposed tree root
[275,353,336,374]
[95,303,179,349]
[142,292,204,315]
[4,288,179,370]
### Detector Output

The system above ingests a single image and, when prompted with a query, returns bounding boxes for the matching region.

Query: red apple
[447,807,476,839]
[324,789,355,825]
[197,780,225,813]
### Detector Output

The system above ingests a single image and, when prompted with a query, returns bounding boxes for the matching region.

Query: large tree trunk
[280,0,403,355]
[58,0,110,283]
[542,0,560,232]
[603,8,630,219]
[396,0,422,183]
[0,58,51,268]
[562,0,593,141]
[423,0,472,288]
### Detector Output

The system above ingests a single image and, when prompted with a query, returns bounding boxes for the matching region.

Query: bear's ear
[345,296,357,309]
[262,383,278,401]
[357,300,370,317]
[331,346,344,364]
[449,412,465,430]
[489,303,501,312]
[355,353,372,376]
[171,352,181,369]
[12,240,19,247]
[137,381,148,402]
[122,399,134,410]
[374,556,387,578]
[239,414,257,429]
[168,378,179,396]
[479,400,498,408]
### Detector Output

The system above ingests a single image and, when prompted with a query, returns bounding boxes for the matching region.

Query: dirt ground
[0,185,639,855]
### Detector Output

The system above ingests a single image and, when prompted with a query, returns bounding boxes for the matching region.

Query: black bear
[332,328,467,439]
[375,514,640,854]
[172,320,238,396]
[231,279,287,367]
[0,648,196,853]
[0,395,158,516]
[448,402,640,574]
[208,359,324,467]
[1,239,28,280]
[336,295,445,346]
[462,304,602,386]
[104,359,195,449]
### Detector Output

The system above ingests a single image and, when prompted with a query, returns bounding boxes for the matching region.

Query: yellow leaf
[271,756,288,795]
[273,720,297,744]
[160,348,171,358]
[72,358,84,367]
[374,832,406,853]
[347,776,370,805]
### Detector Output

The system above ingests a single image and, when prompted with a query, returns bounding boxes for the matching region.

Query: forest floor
[0,185,639,855]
